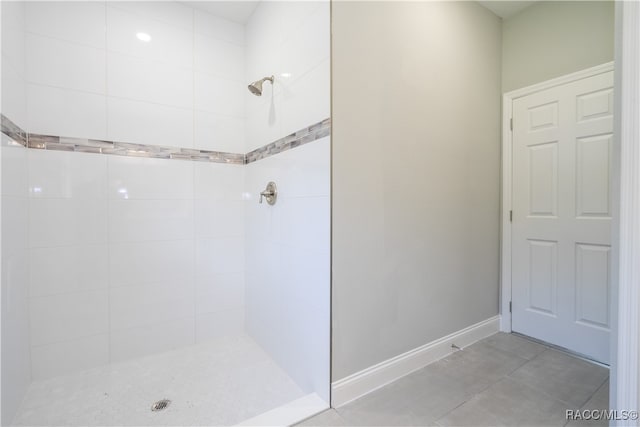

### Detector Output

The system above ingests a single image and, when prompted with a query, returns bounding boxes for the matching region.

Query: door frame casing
[612,0,639,417]
[500,61,615,334]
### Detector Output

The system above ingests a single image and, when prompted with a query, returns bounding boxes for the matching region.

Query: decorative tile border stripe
[245,118,331,164]
[26,133,246,164]
[1,115,28,147]
[0,114,330,164]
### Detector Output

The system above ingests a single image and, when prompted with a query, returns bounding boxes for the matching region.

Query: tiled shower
[1,1,330,425]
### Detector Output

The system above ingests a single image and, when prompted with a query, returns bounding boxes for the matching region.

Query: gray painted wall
[502,1,614,92]
[331,1,502,381]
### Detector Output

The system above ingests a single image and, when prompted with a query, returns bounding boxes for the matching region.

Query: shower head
[248,76,274,96]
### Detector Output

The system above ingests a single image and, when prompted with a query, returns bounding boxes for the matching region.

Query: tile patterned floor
[299,333,609,427]
[13,335,306,426]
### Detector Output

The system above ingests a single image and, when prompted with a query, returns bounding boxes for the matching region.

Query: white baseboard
[330,315,501,407]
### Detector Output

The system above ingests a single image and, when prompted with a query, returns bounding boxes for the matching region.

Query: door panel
[511,71,613,364]
[528,142,558,217]
[527,239,558,315]
[576,134,612,217]
[575,243,611,329]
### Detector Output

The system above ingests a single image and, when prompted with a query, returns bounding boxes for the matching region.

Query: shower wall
[24,1,245,150]
[1,1,30,424]
[20,1,247,380]
[243,1,330,401]
[27,154,245,379]
[244,2,329,151]
[2,1,331,420]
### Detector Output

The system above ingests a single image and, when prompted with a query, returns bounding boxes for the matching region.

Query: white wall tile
[194,111,244,153]
[29,198,108,247]
[195,199,244,239]
[107,52,193,108]
[108,199,194,242]
[1,248,31,425]
[107,6,193,66]
[244,1,330,399]
[109,200,194,242]
[243,194,282,244]
[110,280,194,330]
[29,290,109,346]
[110,317,195,363]
[2,198,28,259]
[196,237,244,276]
[283,303,330,398]
[280,197,330,255]
[244,241,283,354]
[245,2,282,83]
[245,137,330,200]
[26,34,106,94]
[21,1,255,383]
[1,63,27,129]
[194,72,244,118]
[281,245,330,314]
[280,137,330,198]
[0,6,30,410]
[27,84,107,140]
[28,150,108,199]
[196,272,244,315]
[281,60,330,137]
[109,240,194,287]
[245,91,283,152]
[194,10,243,45]
[194,163,244,201]
[1,144,28,197]
[1,0,26,68]
[244,241,281,301]
[279,2,325,44]
[279,5,329,84]
[30,334,109,380]
[26,1,106,48]
[30,245,109,297]
[108,155,194,200]
[194,35,244,81]
[108,1,194,32]
[107,97,194,147]
[2,251,30,330]
[196,309,244,343]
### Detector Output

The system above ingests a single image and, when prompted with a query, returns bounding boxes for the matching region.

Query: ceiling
[183,0,534,26]
[181,1,259,24]
[477,1,536,19]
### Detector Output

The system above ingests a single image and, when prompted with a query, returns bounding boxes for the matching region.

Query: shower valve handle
[259,190,273,203]
[259,182,278,205]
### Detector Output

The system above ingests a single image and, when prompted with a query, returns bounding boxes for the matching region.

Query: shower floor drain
[151,399,171,412]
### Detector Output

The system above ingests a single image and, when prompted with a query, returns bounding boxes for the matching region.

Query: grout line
[505,349,603,409]
[191,7,199,346]
[25,132,35,408]
[26,80,243,121]
[577,376,610,411]
[105,137,112,365]
[192,10,199,341]
[29,331,109,350]
[480,337,549,362]
[104,0,109,142]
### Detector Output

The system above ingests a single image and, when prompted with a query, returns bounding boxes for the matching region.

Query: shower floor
[12,335,310,426]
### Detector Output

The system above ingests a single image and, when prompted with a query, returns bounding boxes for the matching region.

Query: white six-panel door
[511,71,614,364]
